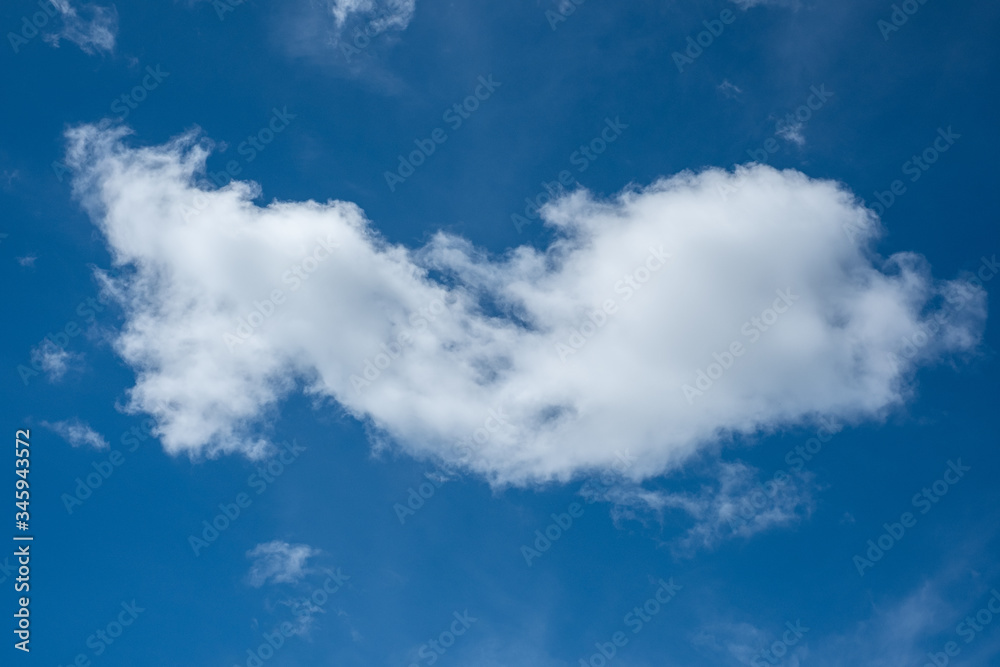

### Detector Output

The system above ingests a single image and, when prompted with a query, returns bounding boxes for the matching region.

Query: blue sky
[2,0,999,665]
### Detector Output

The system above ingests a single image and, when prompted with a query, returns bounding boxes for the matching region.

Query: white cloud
[592,462,815,554]
[31,340,82,382]
[64,124,987,486]
[43,418,109,450]
[44,0,118,55]
[327,0,415,31]
[777,120,806,146]
[246,541,319,587]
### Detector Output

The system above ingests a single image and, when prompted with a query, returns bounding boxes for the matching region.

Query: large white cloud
[65,124,987,486]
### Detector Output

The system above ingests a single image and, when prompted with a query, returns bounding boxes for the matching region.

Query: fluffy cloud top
[64,124,986,486]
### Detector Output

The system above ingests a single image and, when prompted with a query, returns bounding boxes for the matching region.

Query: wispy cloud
[328,0,415,31]
[1,170,19,190]
[590,461,815,554]
[274,567,351,636]
[30,340,82,382]
[777,120,807,146]
[718,80,743,99]
[43,0,118,55]
[276,0,416,69]
[246,541,319,587]
[43,418,109,450]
